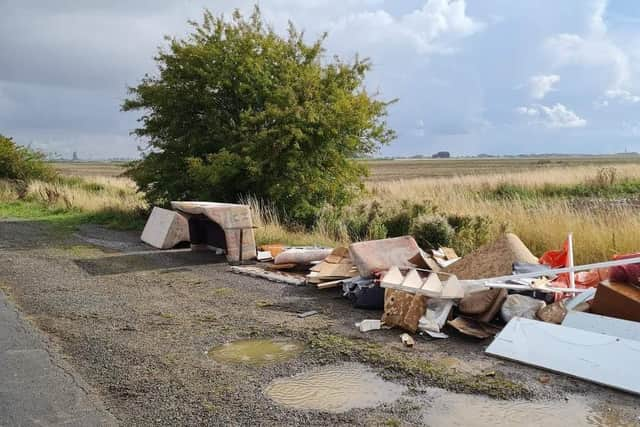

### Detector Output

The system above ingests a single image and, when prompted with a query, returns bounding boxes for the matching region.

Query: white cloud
[528,74,560,99]
[605,89,640,103]
[543,1,631,93]
[544,33,630,90]
[327,0,484,55]
[517,103,587,128]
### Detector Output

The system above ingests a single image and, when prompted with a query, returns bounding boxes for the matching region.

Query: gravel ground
[0,219,638,426]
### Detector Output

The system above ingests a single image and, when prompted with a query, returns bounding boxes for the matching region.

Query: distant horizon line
[46,152,640,163]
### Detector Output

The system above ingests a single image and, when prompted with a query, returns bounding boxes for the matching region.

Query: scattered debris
[356,319,381,332]
[257,251,273,262]
[307,247,358,286]
[421,330,449,339]
[459,288,507,323]
[609,253,640,285]
[141,206,190,249]
[431,247,461,268]
[230,266,305,286]
[297,310,319,318]
[500,294,546,322]
[350,236,420,277]
[591,281,640,322]
[445,233,538,279]
[342,277,384,309]
[380,266,464,299]
[486,317,640,395]
[448,317,502,339]
[409,249,441,272]
[564,288,596,310]
[418,298,454,335]
[382,289,427,333]
[274,247,332,265]
[537,300,567,324]
[259,244,286,257]
[400,333,415,348]
[221,228,640,397]
[265,263,297,271]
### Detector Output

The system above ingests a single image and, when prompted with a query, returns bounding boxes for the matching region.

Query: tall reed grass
[365,165,640,263]
[3,163,638,263]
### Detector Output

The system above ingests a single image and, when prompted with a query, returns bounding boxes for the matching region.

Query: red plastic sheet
[539,239,569,268]
[540,238,607,301]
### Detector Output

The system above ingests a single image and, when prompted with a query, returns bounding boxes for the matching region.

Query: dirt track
[0,220,638,426]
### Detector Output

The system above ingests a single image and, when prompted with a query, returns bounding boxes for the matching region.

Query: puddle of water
[264,362,406,413]
[422,388,636,427]
[208,339,303,365]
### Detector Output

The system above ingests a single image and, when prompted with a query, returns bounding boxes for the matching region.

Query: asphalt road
[0,291,116,426]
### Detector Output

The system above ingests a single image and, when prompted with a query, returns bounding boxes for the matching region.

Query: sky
[2,0,640,159]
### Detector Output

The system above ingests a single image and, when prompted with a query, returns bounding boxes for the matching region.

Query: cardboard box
[591,281,640,322]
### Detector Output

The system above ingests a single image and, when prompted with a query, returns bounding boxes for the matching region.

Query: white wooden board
[486,317,640,395]
[562,311,640,342]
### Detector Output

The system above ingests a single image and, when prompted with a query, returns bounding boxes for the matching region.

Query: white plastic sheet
[486,317,640,395]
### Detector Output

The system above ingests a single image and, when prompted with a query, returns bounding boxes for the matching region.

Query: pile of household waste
[247,233,640,396]
[140,204,640,395]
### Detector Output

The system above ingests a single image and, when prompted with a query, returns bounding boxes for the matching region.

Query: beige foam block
[440,275,464,299]
[420,273,443,297]
[141,207,190,249]
[381,266,404,288]
[401,269,423,290]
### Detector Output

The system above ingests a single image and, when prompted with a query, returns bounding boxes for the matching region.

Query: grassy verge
[0,175,147,232]
[0,201,146,231]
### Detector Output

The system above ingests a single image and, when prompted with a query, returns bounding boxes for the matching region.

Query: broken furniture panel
[350,236,420,277]
[380,267,462,299]
[591,281,640,322]
[141,206,190,249]
[486,317,640,395]
[382,289,427,333]
[307,247,358,286]
[171,201,256,263]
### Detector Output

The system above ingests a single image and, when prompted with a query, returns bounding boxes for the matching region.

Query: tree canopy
[123,7,395,223]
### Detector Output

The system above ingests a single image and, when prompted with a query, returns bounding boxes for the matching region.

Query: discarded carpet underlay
[444,233,537,280]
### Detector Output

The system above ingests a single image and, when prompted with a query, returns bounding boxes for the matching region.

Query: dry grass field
[51,161,127,177]
[365,155,640,180]
[35,156,640,263]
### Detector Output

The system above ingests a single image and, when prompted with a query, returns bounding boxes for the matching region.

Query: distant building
[432,151,450,159]
[72,151,79,161]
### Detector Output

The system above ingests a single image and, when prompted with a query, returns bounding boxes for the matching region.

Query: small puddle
[264,362,406,413]
[422,388,636,427]
[207,339,303,365]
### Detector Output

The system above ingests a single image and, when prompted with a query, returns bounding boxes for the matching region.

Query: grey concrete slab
[0,292,117,427]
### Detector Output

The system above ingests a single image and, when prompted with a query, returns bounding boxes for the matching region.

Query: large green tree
[123,7,395,223]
